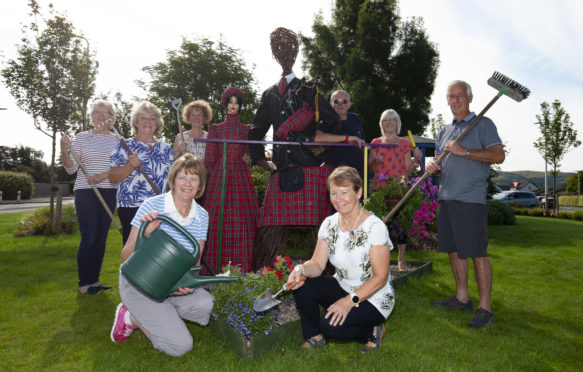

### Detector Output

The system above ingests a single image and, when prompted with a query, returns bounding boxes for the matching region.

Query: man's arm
[445,142,505,164]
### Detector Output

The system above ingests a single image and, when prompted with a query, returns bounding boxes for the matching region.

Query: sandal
[302,335,328,349]
[397,261,408,272]
[359,323,386,354]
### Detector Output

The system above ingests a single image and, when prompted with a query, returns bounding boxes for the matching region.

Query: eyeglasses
[333,99,348,105]
[176,176,199,184]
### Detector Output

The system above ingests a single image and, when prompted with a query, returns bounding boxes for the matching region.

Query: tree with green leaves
[1,1,98,233]
[426,113,446,139]
[534,100,581,212]
[565,171,582,194]
[138,37,258,143]
[0,145,49,182]
[300,0,439,140]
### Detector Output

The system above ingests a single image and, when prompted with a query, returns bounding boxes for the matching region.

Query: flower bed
[209,257,432,359]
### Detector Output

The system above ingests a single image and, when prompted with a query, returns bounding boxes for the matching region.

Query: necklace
[341,206,363,232]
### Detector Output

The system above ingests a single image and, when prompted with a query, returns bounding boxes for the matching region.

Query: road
[0,197,75,214]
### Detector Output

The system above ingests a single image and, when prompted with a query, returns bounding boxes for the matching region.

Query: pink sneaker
[110,303,137,343]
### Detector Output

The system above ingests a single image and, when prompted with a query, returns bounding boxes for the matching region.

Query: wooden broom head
[488,71,531,102]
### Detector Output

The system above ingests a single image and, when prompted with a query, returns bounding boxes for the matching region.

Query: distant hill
[494,170,575,190]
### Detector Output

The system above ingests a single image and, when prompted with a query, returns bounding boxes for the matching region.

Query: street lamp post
[533,122,549,210]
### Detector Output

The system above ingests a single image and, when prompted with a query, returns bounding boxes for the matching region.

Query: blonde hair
[182,100,213,124]
[167,154,207,198]
[379,109,402,136]
[130,101,163,136]
[327,166,362,193]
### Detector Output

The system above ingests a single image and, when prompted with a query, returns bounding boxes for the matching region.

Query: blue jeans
[74,188,117,287]
[293,275,385,343]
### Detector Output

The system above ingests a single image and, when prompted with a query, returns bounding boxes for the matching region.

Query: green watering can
[121,215,237,301]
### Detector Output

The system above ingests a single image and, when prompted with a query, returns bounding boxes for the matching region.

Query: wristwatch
[465,148,472,159]
[350,292,360,307]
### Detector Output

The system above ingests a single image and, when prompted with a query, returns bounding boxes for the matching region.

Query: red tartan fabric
[277,76,287,96]
[275,102,314,139]
[202,114,259,273]
[259,165,331,226]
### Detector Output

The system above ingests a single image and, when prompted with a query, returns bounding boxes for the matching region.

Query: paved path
[0,196,75,214]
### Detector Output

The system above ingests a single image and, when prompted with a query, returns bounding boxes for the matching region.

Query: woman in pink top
[369,109,419,271]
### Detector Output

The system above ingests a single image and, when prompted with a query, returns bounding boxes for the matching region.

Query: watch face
[352,295,359,304]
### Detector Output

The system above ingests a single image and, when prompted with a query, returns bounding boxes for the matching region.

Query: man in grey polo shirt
[426,80,505,328]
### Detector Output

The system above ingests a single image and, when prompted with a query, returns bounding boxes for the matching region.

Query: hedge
[0,171,34,200]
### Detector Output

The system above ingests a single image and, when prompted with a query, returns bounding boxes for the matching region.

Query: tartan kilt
[202,160,259,274]
[260,165,331,226]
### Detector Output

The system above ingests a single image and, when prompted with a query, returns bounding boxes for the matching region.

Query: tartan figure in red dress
[202,87,259,273]
[249,28,341,270]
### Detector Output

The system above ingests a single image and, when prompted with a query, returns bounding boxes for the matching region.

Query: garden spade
[253,278,305,312]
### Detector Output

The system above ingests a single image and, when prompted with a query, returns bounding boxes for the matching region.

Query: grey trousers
[119,273,214,356]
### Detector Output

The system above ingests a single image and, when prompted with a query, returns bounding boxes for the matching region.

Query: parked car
[537,196,554,209]
[493,191,538,208]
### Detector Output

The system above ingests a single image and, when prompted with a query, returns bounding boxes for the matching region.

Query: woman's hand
[60,133,71,151]
[286,266,306,290]
[170,287,195,296]
[128,153,141,169]
[140,211,161,238]
[413,148,422,164]
[324,295,353,326]
[241,153,251,165]
[87,172,109,185]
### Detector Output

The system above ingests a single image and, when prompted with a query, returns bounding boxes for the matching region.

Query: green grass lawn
[1,213,582,371]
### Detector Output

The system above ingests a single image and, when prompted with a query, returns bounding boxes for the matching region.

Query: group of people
[61,26,503,357]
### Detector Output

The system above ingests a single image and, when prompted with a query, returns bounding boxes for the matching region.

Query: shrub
[251,165,270,208]
[573,210,583,221]
[14,205,78,236]
[487,200,516,225]
[557,211,572,220]
[0,171,33,199]
[559,195,583,207]
[528,208,543,217]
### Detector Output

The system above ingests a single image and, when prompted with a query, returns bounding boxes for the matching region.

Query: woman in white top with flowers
[287,166,394,354]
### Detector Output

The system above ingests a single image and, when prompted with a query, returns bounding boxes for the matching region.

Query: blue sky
[1,0,581,173]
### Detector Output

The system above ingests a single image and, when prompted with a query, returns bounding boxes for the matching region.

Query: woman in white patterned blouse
[287,166,394,354]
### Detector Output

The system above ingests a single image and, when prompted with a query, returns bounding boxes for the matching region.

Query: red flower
[284,256,292,267]
[274,270,283,280]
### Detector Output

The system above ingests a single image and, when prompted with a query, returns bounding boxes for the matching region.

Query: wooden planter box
[210,260,431,359]
[391,260,432,288]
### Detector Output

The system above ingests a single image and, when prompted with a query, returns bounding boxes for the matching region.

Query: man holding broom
[426,80,505,328]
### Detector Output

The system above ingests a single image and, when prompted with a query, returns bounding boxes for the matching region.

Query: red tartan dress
[202,113,259,273]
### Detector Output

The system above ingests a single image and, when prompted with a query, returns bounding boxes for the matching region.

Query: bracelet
[296,264,307,278]
[344,135,349,143]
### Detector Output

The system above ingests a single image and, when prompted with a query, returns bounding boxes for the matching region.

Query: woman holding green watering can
[110,154,213,357]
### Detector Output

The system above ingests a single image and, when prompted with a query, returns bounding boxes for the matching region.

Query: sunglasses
[333,99,348,105]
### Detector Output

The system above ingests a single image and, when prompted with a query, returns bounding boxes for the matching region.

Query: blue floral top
[318,213,395,318]
[110,138,174,208]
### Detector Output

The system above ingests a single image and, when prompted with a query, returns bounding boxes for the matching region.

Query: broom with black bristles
[382,71,530,223]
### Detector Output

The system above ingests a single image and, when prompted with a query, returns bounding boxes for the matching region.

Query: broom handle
[67,148,123,234]
[383,91,503,223]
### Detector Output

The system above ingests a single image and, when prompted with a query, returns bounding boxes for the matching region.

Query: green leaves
[300,0,439,139]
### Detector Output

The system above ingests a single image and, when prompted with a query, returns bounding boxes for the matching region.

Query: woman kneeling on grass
[286,166,395,354]
[110,154,212,357]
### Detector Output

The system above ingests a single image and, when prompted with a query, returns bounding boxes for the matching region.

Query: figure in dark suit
[249,27,341,270]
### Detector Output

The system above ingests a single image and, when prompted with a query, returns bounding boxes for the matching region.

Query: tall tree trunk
[47,121,57,235]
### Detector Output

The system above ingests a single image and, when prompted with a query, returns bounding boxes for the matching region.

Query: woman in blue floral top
[287,166,394,354]
[109,101,174,244]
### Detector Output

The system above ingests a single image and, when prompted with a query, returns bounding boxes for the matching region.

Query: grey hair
[379,109,402,136]
[88,99,116,123]
[447,80,472,99]
[330,90,351,103]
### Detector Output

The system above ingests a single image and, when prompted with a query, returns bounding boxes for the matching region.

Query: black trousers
[293,275,385,343]
[117,207,139,246]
